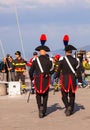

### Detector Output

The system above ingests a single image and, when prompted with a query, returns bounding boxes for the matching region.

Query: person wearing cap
[12,51,27,93]
[27,51,38,94]
[29,34,53,118]
[53,54,61,92]
[58,44,79,116]
[27,52,38,67]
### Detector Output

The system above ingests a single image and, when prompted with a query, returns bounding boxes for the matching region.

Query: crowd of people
[0,34,90,118]
[75,50,90,88]
[0,51,27,93]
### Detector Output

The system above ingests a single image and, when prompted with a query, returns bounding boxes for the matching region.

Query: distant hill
[51,49,65,56]
[78,45,90,52]
[51,45,90,56]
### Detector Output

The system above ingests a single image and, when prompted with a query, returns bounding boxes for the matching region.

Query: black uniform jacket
[29,55,52,94]
[59,55,79,93]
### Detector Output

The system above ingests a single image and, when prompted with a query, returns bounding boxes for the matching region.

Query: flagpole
[14,2,26,59]
[13,2,32,99]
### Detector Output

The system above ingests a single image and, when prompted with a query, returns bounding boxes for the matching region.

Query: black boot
[31,89,34,94]
[65,106,72,116]
[39,106,43,118]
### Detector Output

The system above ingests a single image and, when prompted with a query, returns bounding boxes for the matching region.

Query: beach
[0,86,90,130]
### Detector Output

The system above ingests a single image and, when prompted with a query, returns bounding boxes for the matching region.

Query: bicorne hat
[65,44,77,52]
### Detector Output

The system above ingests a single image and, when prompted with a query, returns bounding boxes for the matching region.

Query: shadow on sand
[74,103,85,114]
[46,103,85,116]
[47,103,64,115]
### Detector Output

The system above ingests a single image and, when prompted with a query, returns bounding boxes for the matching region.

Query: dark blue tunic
[59,55,78,93]
[29,55,52,94]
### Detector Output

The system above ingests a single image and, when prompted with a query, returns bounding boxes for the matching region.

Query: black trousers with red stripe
[61,88,75,111]
[36,89,49,114]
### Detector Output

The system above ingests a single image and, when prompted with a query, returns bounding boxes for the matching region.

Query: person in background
[7,56,15,81]
[53,54,61,92]
[27,51,38,94]
[27,52,38,67]
[82,58,90,88]
[76,52,84,87]
[0,57,8,81]
[50,56,55,87]
[12,51,27,93]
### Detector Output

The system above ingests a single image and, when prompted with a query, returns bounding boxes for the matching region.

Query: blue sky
[0,0,90,59]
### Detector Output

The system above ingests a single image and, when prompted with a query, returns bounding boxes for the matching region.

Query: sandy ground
[0,85,90,130]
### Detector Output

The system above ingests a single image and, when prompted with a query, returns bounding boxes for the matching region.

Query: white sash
[36,57,44,73]
[65,56,76,74]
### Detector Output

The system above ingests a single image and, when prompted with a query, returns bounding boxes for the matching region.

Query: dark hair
[33,52,38,55]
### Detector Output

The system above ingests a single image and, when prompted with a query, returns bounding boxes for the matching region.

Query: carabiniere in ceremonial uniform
[29,34,53,118]
[58,44,79,116]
